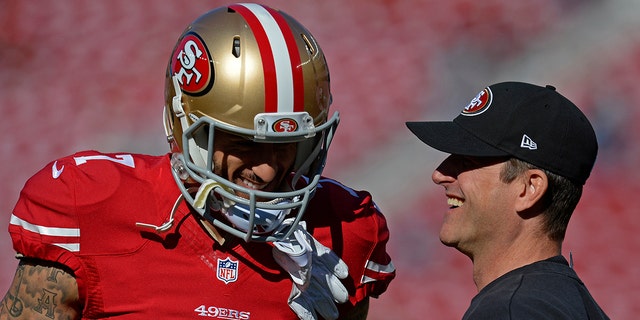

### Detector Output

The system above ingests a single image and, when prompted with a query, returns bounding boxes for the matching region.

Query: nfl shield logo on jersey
[217,257,239,284]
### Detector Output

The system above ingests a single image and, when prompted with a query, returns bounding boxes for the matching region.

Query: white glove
[272,220,349,320]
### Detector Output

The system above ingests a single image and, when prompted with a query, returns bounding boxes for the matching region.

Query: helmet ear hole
[301,33,314,54]
[232,36,241,58]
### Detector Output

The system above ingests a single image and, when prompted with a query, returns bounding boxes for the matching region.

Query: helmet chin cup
[170,152,315,242]
[224,201,291,235]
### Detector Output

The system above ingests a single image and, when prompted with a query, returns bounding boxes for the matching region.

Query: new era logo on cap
[520,134,537,150]
[406,81,598,185]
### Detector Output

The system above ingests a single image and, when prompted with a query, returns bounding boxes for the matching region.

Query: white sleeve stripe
[362,261,395,284]
[365,260,396,273]
[362,275,377,284]
[53,243,80,252]
[10,214,80,237]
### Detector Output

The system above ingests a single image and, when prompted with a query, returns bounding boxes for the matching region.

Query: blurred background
[1,0,638,318]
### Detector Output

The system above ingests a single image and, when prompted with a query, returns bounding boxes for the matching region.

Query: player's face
[431,155,520,257]
[212,130,297,199]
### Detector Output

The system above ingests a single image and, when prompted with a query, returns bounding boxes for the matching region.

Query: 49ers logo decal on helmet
[272,118,299,132]
[171,33,213,96]
[462,87,493,116]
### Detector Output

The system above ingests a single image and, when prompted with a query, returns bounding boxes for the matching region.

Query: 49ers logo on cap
[272,118,298,132]
[462,87,492,116]
[171,33,213,95]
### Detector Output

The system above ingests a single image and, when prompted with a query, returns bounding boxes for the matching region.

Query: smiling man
[407,82,609,319]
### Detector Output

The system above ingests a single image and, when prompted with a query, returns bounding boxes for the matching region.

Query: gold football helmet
[163,3,339,242]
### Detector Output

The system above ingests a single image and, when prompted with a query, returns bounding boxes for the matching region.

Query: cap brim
[406,121,510,157]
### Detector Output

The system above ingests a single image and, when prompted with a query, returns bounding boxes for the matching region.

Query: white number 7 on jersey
[73,154,135,168]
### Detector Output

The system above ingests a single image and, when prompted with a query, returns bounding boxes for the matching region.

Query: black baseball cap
[406,81,598,185]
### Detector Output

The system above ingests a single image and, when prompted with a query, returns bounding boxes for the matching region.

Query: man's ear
[515,169,548,213]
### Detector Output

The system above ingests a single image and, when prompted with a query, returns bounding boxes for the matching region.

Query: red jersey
[9,151,395,319]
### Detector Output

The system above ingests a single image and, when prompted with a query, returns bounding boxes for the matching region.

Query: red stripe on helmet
[264,6,304,113]
[230,4,278,113]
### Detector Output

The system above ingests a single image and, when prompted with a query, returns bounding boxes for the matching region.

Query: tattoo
[47,267,64,283]
[1,263,27,317]
[6,291,25,317]
[33,289,57,318]
[0,259,80,319]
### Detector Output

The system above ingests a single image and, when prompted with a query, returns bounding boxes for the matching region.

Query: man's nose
[432,168,454,185]
[250,146,281,183]
[251,161,278,183]
[432,157,457,185]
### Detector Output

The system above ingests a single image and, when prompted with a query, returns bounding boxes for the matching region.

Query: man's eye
[275,143,296,153]
[458,156,487,170]
[460,157,473,169]
[234,140,254,147]
[225,135,253,146]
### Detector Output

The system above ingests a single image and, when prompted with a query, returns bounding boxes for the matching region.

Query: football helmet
[163,3,339,242]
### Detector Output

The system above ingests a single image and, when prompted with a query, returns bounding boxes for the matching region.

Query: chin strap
[199,219,226,245]
[135,191,228,245]
[135,194,183,233]
[193,179,227,210]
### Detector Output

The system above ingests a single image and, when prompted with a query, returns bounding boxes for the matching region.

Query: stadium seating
[0,1,637,318]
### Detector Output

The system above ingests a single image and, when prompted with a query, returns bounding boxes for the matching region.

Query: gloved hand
[272,220,349,320]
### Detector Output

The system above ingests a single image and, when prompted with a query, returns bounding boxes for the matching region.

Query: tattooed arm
[0,258,81,320]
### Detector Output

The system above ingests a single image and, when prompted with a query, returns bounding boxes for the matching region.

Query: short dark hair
[500,158,583,241]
